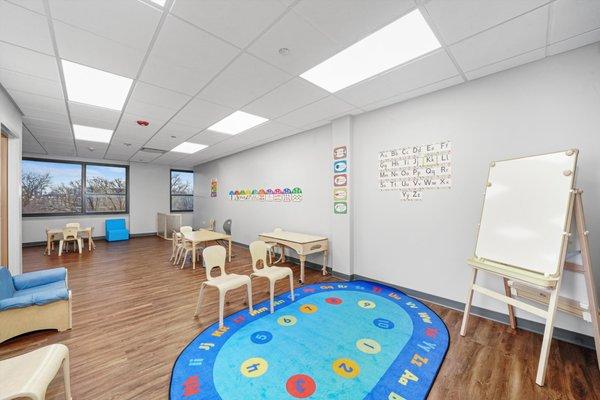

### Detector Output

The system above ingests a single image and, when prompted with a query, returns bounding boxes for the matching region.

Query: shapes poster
[378,140,452,201]
[333,145,348,214]
[228,187,302,202]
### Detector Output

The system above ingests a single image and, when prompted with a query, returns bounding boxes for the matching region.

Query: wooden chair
[170,230,181,262]
[250,241,294,313]
[194,245,253,328]
[45,228,60,255]
[58,228,81,256]
[0,343,72,400]
[265,227,284,264]
[179,237,202,269]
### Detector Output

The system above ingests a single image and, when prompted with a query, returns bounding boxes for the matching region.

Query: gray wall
[22,159,193,243]
[193,44,600,336]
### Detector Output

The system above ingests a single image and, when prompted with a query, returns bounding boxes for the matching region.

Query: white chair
[170,230,184,263]
[180,226,193,233]
[179,237,201,269]
[194,245,253,328]
[65,223,80,229]
[250,240,295,313]
[265,227,284,264]
[0,343,72,400]
[58,227,82,256]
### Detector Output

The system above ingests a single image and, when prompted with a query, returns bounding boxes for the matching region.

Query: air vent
[140,147,166,154]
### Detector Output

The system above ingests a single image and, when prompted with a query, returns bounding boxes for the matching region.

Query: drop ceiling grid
[3,0,600,164]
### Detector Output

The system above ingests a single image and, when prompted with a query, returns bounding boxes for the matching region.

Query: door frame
[0,130,8,266]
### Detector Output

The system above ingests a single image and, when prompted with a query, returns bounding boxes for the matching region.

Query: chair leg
[289,273,295,301]
[194,283,206,317]
[460,268,478,336]
[63,355,72,400]
[180,249,188,269]
[77,239,82,254]
[269,279,275,313]
[219,289,226,328]
[174,247,181,265]
[59,240,64,256]
[246,282,254,313]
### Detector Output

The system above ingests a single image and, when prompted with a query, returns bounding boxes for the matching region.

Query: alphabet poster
[378,141,452,201]
[228,187,302,202]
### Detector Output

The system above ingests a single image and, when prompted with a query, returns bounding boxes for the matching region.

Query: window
[22,158,128,216]
[170,170,193,212]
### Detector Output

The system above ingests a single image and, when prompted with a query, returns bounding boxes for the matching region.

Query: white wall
[194,125,332,266]
[22,159,193,243]
[0,86,22,274]
[352,44,600,336]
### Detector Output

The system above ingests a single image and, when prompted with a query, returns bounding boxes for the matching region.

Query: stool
[0,344,72,400]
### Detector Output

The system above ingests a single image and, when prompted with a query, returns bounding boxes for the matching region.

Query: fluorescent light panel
[300,9,441,93]
[171,142,207,154]
[61,60,133,110]
[73,124,113,143]
[207,111,268,135]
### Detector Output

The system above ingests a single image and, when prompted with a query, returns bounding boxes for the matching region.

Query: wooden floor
[1,236,598,399]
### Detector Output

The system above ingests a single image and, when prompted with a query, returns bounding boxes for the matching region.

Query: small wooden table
[258,231,328,284]
[45,227,95,255]
[183,229,232,270]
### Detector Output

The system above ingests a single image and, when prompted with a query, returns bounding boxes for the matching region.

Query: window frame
[170,169,194,213]
[22,157,129,217]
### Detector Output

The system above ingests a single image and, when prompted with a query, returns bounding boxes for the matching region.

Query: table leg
[228,239,232,262]
[299,254,306,285]
[46,234,51,255]
[322,250,328,276]
[192,242,196,270]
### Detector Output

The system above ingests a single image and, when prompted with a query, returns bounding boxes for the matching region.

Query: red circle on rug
[286,374,316,398]
[325,297,343,305]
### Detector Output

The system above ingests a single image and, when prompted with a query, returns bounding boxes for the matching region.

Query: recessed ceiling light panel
[300,9,441,93]
[207,111,268,135]
[171,142,208,154]
[73,124,113,143]
[61,60,133,110]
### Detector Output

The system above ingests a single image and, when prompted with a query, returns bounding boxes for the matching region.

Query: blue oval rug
[170,280,449,400]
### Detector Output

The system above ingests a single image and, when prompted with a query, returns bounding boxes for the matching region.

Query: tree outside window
[171,170,193,212]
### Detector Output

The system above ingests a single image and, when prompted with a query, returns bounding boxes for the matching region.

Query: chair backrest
[180,226,193,234]
[223,219,232,235]
[66,222,80,229]
[202,245,227,280]
[105,218,126,231]
[0,267,15,300]
[207,219,216,231]
[274,227,283,233]
[249,241,268,272]
[62,227,79,240]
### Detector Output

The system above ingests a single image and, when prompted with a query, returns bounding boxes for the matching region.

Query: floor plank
[1,236,598,399]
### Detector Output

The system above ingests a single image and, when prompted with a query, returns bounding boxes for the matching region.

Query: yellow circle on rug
[358,300,376,309]
[356,338,381,354]
[240,357,268,378]
[332,358,360,379]
[277,315,297,326]
[299,304,318,314]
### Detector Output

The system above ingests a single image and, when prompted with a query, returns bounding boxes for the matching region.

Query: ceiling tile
[189,130,232,146]
[171,0,287,48]
[449,6,548,72]
[49,0,161,50]
[124,99,178,123]
[130,150,162,163]
[23,116,70,133]
[153,151,191,165]
[8,89,67,116]
[0,68,64,99]
[465,48,545,81]
[6,0,45,15]
[199,53,291,109]
[292,0,415,48]
[144,133,185,151]
[547,27,600,56]
[275,95,354,127]
[425,0,550,45]
[129,81,190,111]
[226,120,292,146]
[0,1,53,54]
[242,77,328,119]
[140,15,239,94]
[68,102,121,130]
[75,141,109,158]
[112,113,163,144]
[0,41,60,81]
[53,21,145,78]
[171,97,233,130]
[336,49,459,107]
[549,0,600,43]
[22,126,46,154]
[246,11,343,75]
[156,121,201,140]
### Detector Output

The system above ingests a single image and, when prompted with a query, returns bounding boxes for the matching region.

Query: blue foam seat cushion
[12,268,66,290]
[0,267,69,311]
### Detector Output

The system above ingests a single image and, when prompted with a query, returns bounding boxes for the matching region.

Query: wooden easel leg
[574,191,600,371]
[536,285,561,386]
[460,267,478,336]
[503,278,517,329]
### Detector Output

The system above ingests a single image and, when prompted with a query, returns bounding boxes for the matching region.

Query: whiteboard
[475,150,578,276]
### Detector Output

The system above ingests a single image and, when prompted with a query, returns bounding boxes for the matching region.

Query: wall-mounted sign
[334,202,348,214]
[334,160,348,173]
[210,179,218,197]
[333,188,347,201]
[333,174,347,186]
[333,146,347,159]
[333,145,349,215]
[228,187,302,202]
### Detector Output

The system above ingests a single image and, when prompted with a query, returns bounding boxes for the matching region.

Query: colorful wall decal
[334,202,348,214]
[334,174,347,187]
[333,146,347,159]
[334,160,348,173]
[378,140,452,201]
[170,280,449,400]
[228,186,303,202]
[333,145,349,214]
[210,179,218,198]
[333,188,347,201]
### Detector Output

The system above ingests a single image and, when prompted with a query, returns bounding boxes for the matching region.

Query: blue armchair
[105,218,129,242]
[0,267,72,343]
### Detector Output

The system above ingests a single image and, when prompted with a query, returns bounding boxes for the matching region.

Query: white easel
[460,149,600,386]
